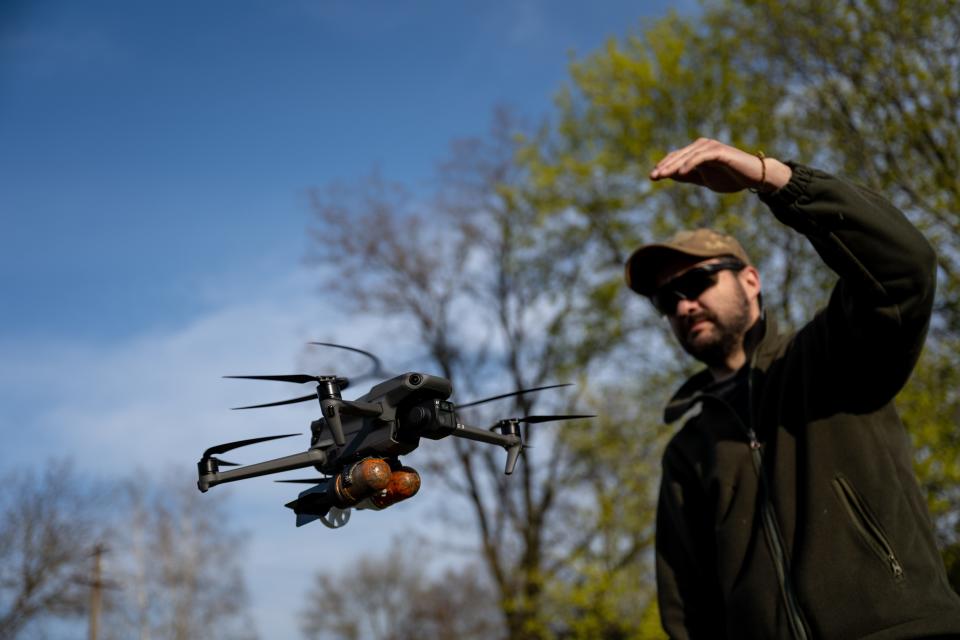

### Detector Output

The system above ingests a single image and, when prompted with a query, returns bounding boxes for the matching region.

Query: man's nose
[675,298,700,316]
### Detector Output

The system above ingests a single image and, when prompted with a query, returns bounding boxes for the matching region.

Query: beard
[676,284,753,367]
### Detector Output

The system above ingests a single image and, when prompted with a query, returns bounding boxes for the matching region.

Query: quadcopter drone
[197,343,592,529]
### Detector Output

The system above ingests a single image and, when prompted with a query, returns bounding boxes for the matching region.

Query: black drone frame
[196,343,591,527]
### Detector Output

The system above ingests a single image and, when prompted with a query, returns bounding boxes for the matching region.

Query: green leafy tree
[896,342,960,571]
[540,380,677,640]
[709,0,960,333]
[520,12,834,343]
[521,0,960,598]
[707,0,960,584]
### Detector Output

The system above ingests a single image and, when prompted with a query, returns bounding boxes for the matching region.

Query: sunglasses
[651,258,747,315]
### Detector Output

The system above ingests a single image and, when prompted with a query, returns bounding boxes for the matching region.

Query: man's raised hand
[649,138,792,193]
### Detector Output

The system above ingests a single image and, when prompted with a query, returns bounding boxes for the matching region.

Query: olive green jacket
[656,164,960,639]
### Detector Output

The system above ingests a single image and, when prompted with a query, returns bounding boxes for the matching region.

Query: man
[626,138,960,639]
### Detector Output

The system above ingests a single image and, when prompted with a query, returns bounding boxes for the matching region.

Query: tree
[0,463,111,639]
[519,11,833,338]
[711,0,960,583]
[100,477,257,640]
[308,109,666,638]
[308,4,960,633]
[0,463,257,640]
[300,544,502,640]
[709,0,960,579]
[708,0,960,333]
[520,0,960,593]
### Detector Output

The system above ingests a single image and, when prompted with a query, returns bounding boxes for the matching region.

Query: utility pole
[73,542,117,640]
[88,543,104,640]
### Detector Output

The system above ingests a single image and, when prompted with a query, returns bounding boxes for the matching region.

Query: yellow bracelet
[748,151,766,194]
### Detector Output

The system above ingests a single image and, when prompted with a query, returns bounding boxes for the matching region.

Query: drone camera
[401,398,457,440]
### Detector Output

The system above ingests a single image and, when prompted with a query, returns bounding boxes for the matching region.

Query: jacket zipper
[747,428,810,640]
[745,355,811,640]
[832,475,905,580]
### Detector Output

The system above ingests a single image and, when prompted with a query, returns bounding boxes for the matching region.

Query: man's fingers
[652,145,724,181]
[649,138,790,192]
[650,138,721,180]
[650,152,696,180]
[650,141,700,176]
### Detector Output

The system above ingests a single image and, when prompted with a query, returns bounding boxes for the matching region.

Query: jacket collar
[663,313,779,424]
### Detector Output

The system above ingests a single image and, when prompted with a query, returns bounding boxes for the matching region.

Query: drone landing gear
[320,507,350,529]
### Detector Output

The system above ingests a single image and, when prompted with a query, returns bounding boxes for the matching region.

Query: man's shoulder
[752,316,799,370]
[663,368,713,424]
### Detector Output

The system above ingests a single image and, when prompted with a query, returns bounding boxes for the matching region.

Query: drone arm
[451,421,524,475]
[451,422,520,448]
[342,400,382,416]
[198,448,327,492]
[319,399,383,446]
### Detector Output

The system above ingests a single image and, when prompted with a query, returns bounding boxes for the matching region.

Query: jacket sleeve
[656,444,725,639]
[759,164,937,404]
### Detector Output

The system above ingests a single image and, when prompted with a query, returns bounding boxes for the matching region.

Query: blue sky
[1,1,683,636]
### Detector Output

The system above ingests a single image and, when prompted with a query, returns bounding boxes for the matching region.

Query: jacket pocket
[832,474,905,582]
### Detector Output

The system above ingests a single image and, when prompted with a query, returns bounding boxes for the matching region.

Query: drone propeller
[230,393,321,411]
[490,413,595,432]
[455,382,574,410]
[202,433,301,460]
[224,375,349,410]
[198,433,301,476]
[494,414,595,474]
[308,342,394,381]
[518,413,596,424]
[225,374,349,386]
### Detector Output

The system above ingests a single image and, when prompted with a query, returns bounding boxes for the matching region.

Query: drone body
[196,344,591,529]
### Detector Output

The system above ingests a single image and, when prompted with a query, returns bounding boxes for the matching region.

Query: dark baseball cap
[625,228,752,296]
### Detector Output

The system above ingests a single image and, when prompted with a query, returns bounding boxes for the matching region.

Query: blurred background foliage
[311,1,959,637]
[513,1,959,636]
[4,1,957,638]
[0,466,256,640]
[510,2,959,636]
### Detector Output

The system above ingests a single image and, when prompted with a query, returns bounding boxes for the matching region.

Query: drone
[196,343,593,529]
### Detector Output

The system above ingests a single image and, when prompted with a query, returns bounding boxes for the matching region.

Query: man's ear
[740,265,761,301]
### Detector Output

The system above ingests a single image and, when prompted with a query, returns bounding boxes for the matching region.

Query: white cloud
[0,264,465,639]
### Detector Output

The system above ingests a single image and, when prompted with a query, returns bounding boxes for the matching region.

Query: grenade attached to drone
[358,465,421,510]
[283,457,422,528]
[328,458,392,507]
[327,458,421,510]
